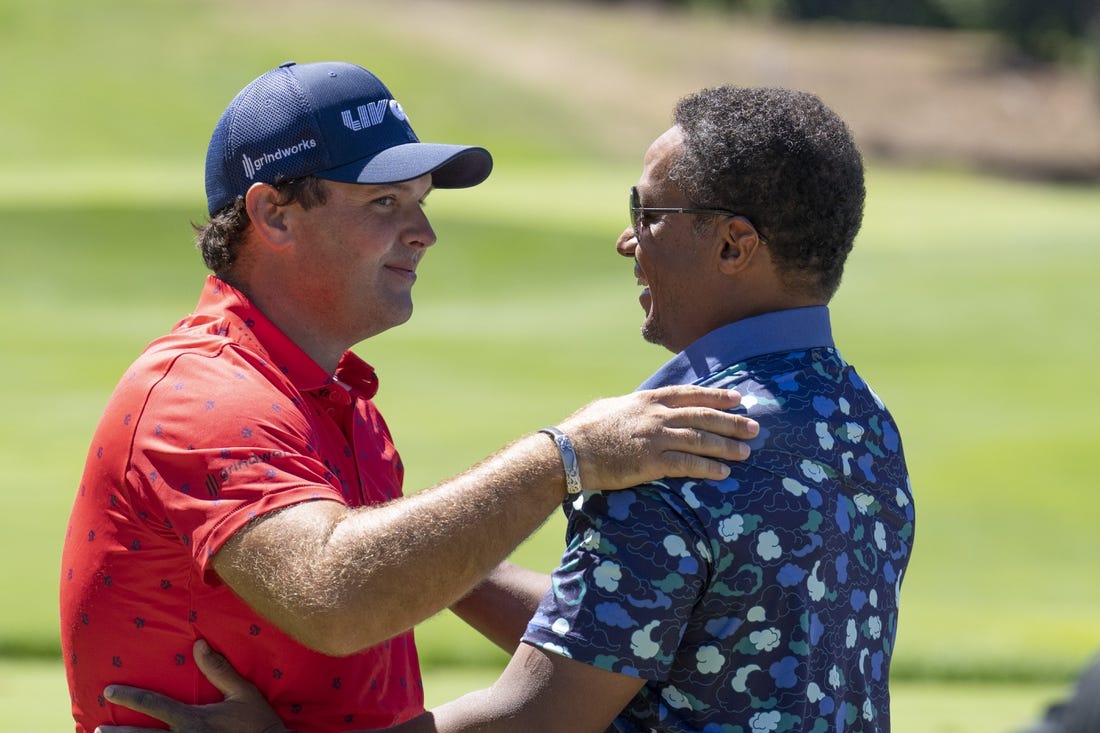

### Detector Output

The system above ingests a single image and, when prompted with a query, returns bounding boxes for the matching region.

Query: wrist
[538,426,584,496]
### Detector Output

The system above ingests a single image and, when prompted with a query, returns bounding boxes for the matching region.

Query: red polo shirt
[60,276,422,733]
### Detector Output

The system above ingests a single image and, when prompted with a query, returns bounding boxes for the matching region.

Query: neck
[219,271,347,375]
[668,291,825,355]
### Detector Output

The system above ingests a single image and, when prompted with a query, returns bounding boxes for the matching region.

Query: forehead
[638,126,686,198]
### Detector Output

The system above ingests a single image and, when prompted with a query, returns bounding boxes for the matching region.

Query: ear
[717,217,764,275]
[243,183,294,248]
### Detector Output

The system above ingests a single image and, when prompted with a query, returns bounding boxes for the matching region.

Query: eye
[372,195,397,208]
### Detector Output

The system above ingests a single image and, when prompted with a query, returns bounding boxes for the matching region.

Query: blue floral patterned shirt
[522,307,914,732]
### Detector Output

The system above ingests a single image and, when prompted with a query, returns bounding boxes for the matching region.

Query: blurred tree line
[607,0,1099,66]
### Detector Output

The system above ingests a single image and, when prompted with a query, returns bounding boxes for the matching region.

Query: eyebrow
[349,180,433,202]
[384,181,434,197]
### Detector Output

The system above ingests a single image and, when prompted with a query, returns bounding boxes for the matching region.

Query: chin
[359,307,414,340]
[641,319,683,354]
[641,319,664,348]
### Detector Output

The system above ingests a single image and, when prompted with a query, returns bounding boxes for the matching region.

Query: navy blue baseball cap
[205,61,493,215]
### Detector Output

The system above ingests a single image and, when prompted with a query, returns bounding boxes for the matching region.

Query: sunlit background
[2,1,1098,731]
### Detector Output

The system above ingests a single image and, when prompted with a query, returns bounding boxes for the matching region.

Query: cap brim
[319,143,493,189]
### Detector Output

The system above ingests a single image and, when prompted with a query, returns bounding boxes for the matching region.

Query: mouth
[633,264,651,308]
[386,264,418,283]
[387,255,420,280]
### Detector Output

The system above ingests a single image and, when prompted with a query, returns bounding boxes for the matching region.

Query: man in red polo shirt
[59,61,758,733]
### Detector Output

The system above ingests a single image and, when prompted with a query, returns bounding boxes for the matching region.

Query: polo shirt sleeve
[522,485,710,681]
[122,348,350,577]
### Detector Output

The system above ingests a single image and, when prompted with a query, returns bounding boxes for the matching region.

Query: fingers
[647,387,758,440]
[556,384,768,490]
[647,385,744,411]
[657,451,734,481]
[644,406,758,480]
[665,421,753,462]
[101,684,183,724]
[662,407,759,446]
[100,641,288,733]
[192,639,258,701]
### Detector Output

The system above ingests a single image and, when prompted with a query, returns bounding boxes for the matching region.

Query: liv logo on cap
[340,99,408,132]
[204,61,492,216]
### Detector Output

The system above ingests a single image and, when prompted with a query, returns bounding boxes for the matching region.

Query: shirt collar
[637,306,835,390]
[186,275,380,398]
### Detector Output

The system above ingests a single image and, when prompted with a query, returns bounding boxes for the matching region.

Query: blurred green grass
[4,164,1098,680]
[0,656,1077,733]
[2,1,1100,730]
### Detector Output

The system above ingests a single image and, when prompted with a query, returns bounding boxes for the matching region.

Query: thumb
[193,639,258,700]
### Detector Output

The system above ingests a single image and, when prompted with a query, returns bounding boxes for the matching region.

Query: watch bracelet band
[538,426,584,495]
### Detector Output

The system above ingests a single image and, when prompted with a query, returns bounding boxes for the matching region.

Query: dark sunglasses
[629,186,765,241]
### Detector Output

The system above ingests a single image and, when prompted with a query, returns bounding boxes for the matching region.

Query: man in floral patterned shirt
[512,86,913,733]
[102,86,914,733]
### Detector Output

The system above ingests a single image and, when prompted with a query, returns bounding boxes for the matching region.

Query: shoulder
[103,335,306,456]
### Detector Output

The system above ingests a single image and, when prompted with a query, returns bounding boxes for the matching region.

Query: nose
[407,207,437,249]
[616,226,637,258]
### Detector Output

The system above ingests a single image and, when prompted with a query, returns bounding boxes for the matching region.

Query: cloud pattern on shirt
[523,347,914,733]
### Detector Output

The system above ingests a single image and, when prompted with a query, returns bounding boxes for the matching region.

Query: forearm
[216,386,757,656]
[383,642,642,733]
[450,562,551,652]
[216,432,568,655]
[324,434,565,647]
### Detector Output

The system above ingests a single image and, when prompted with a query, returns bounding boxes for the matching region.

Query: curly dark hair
[194,176,329,274]
[670,87,865,301]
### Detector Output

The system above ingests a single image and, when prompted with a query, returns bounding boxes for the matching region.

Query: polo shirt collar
[196,276,380,399]
[637,306,835,390]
